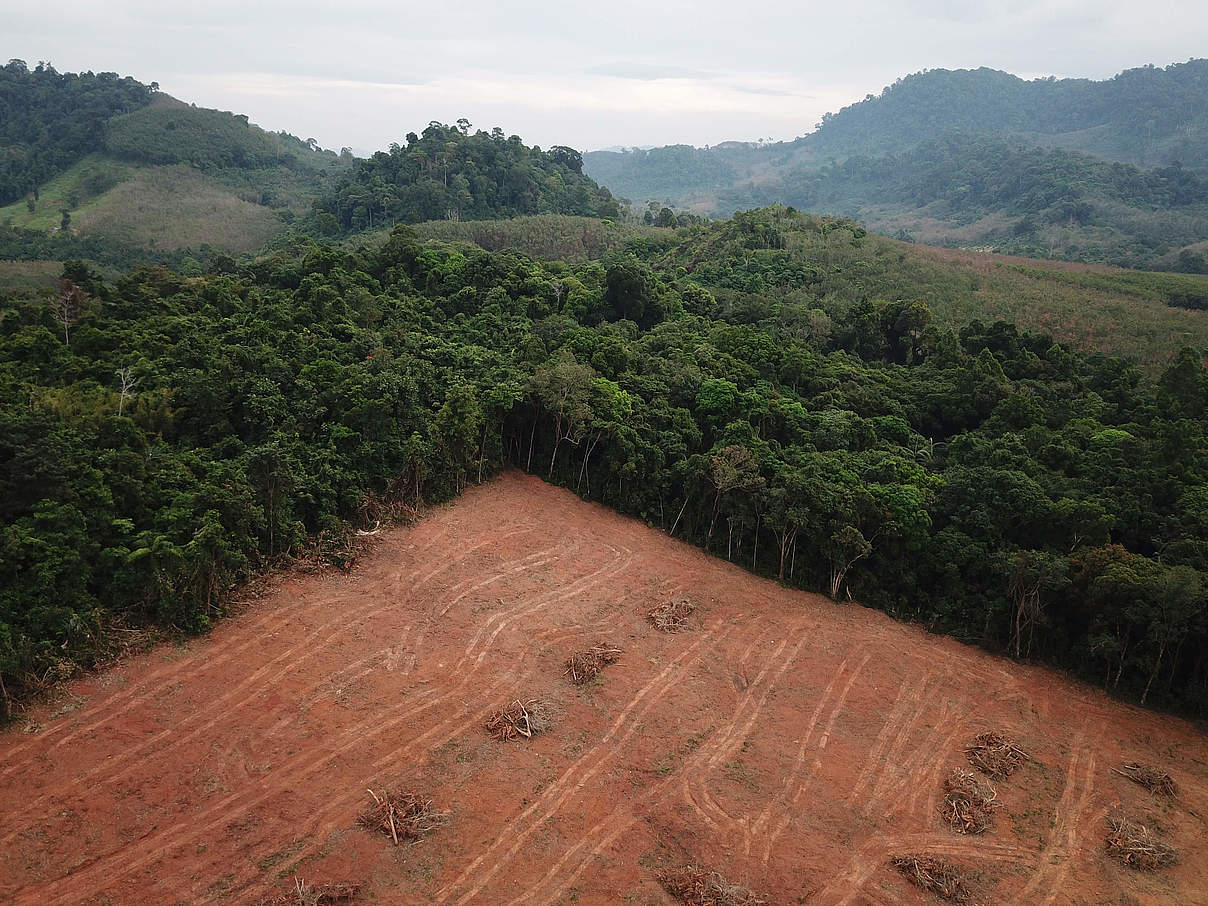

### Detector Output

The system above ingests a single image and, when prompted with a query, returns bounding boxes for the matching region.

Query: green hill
[313,121,620,233]
[584,61,1208,271]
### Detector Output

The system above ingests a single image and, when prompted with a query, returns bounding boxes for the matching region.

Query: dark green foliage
[104,99,338,174]
[315,122,620,232]
[0,60,153,206]
[1,208,1205,723]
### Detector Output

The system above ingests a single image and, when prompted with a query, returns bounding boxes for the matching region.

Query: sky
[5,0,1206,154]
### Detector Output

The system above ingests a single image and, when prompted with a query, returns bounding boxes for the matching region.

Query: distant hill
[0,61,348,257]
[584,60,1208,271]
[312,122,621,233]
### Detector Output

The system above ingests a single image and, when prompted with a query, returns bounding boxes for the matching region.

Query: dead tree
[50,279,89,346]
[116,366,140,416]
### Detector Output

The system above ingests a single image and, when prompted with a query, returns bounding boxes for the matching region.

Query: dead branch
[1115,762,1178,798]
[964,731,1029,780]
[892,855,976,903]
[484,698,552,741]
[1105,810,1178,870]
[649,598,696,632]
[941,769,997,835]
[357,789,447,845]
[655,864,768,906]
[564,645,622,685]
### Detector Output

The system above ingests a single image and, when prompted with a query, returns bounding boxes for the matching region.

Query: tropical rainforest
[2,63,1207,723]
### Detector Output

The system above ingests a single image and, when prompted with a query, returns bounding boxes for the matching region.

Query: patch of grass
[0,259,61,293]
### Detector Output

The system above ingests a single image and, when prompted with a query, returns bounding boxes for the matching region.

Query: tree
[706,445,764,548]
[529,353,596,477]
[116,366,139,416]
[49,278,89,346]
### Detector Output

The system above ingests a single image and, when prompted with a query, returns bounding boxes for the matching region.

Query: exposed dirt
[2,472,1206,906]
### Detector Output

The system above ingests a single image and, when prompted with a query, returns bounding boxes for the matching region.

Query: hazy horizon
[6,1,1207,155]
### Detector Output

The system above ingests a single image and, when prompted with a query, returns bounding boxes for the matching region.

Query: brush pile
[941,769,997,834]
[261,878,359,905]
[655,865,768,906]
[484,698,552,741]
[649,598,696,632]
[964,731,1028,780]
[357,789,447,846]
[565,645,622,684]
[1116,762,1178,798]
[892,855,975,903]
[1105,811,1178,870]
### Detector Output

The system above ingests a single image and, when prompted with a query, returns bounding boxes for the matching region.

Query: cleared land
[1,473,1205,905]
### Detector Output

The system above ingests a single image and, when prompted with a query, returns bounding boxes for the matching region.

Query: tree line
[1,206,1205,720]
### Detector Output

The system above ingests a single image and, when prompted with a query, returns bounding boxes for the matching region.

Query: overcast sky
[6,1,1206,154]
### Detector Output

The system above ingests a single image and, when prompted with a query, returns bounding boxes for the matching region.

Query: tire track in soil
[28,543,633,906]
[758,652,870,864]
[432,620,734,906]
[508,643,866,906]
[0,521,458,780]
[1010,732,1098,906]
[681,628,798,833]
[0,528,549,850]
[742,653,870,866]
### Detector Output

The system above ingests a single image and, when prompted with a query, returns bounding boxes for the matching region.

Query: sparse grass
[0,155,134,230]
[0,259,61,293]
[411,216,673,262]
[65,165,283,252]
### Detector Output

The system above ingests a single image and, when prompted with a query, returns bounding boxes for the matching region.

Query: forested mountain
[2,207,1206,721]
[0,63,348,257]
[584,60,1208,270]
[312,121,621,232]
[0,60,154,206]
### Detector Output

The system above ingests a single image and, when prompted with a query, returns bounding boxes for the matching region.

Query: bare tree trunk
[1141,641,1165,705]
[670,495,690,537]
[526,419,537,472]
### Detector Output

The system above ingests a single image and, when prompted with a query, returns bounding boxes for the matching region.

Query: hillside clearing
[2,473,1204,905]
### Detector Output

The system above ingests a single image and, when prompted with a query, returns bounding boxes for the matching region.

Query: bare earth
[2,472,1205,906]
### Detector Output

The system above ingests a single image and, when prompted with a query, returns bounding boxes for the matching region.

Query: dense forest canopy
[313,121,621,232]
[2,206,1206,722]
[0,60,154,206]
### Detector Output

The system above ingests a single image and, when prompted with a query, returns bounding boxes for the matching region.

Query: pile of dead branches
[1116,762,1178,798]
[649,598,696,632]
[357,789,447,846]
[484,699,552,741]
[1105,811,1178,870]
[941,769,998,835]
[892,855,976,904]
[565,645,622,684]
[964,731,1029,780]
[655,865,768,906]
[260,878,359,906]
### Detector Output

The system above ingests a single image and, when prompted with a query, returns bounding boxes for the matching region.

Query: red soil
[2,472,1205,905]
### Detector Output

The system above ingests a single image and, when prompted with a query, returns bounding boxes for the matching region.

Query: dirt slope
[2,472,1205,905]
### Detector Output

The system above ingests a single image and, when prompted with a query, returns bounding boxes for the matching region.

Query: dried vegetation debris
[941,769,998,835]
[1105,810,1178,870]
[564,644,622,684]
[892,855,977,903]
[484,698,553,741]
[357,789,448,846]
[649,598,696,632]
[260,878,359,905]
[964,731,1029,780]
[1116,762,1178,798]
[655,864,768,906]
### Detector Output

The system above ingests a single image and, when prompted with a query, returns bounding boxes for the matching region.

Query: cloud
[7,0,1207,151]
